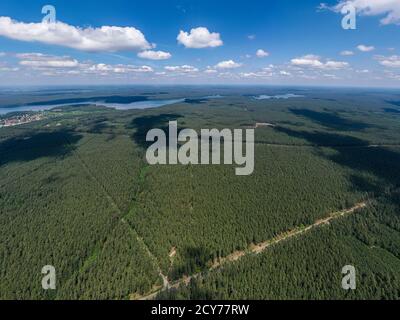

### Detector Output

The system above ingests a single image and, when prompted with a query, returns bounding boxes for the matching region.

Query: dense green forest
[158,192,400,300]
[1,87,400,299]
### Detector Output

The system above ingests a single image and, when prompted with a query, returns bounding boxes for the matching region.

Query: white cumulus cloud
[16,53,79,68]
[375,55,400,68]
[177,27,223,48]
[138,50,171,60]
[324,61,349,69]
[15,53,154,76]
[291,54,349,70]
[204,67,218,74]
[256,49,269,58]
[291,55,324,68]
[0,16,152,52]
[333,0,400,25]
[340,50,354,56]
[215,60,242,69]
[280,70,292,76]
[86,63,153,74]
[357,44,375,52]
[165,65,199,73]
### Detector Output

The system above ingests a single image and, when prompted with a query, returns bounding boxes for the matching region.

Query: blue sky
[0,0,399,87]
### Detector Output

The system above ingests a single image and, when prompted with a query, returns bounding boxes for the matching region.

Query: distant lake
[254,94,305,100]
[0,98,186,115]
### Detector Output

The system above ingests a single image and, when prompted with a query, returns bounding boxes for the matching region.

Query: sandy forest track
[135,202,368,300]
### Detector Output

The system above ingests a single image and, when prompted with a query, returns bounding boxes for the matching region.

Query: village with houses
[0,113,46,128]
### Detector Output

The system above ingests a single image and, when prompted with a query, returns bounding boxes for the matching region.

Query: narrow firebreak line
[136,201,369,300]
[60,134,165,294]
[122,218,170,293]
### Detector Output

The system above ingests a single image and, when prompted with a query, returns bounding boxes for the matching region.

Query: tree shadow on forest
[275,126,400,193]
[184,98,209,105]
[170,246,213,280]
[0,130,82,167]
[275,126,369,147]
[289,108,372,131]
[127,113,183,149]
[348,175,382,195]
[386,100,400,108]
[90,120,115,134]
[383,108,400,114]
